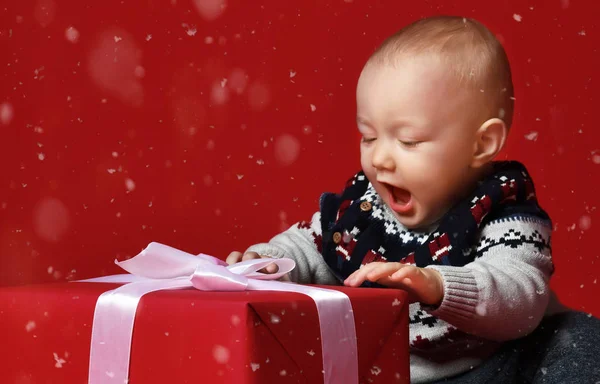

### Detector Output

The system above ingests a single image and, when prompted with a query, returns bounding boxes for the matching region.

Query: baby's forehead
[361,54,468,90]
[358,57,492,122]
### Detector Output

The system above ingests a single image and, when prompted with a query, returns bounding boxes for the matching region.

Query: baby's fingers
[263,262,279,274]
[241,252,279,274]
[344,262,383,287]
[242,251,260,261]
[365,263,403,283]
[226,251,243,265]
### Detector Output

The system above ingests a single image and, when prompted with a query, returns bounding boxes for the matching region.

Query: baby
[228,16,555,383]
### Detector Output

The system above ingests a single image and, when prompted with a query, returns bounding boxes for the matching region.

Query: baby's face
[357,56,483,229]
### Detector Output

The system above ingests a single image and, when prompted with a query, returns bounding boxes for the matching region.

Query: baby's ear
[471,118,507,168]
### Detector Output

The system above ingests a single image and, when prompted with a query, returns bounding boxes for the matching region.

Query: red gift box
[0,282,409,383]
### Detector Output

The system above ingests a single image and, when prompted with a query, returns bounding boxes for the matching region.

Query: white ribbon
[81,242,358,383]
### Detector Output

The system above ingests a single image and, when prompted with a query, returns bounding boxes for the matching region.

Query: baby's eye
[361,137,376,143]
[399,140,422,148]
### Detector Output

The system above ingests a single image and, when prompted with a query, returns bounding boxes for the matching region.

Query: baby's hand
[226,251,280,274]
[344,262,444,306]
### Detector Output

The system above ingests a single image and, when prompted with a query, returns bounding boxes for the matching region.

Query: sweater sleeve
[244,211,339,285]
[423,215,553,341]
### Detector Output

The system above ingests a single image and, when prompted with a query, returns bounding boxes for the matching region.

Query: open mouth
[382,183,413,214]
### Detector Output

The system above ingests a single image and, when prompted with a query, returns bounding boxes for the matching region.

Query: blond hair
[368,16,514,128]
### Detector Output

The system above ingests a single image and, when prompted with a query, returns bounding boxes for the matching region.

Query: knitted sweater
[246,162,554,383]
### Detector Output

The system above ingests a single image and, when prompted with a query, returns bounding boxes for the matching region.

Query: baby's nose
[371,143,396,171]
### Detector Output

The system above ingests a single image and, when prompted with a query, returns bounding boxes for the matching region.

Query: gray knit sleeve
[424,216,553,341]
[245,211,339,285]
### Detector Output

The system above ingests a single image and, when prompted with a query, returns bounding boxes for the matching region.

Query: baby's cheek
[360,156,374,176]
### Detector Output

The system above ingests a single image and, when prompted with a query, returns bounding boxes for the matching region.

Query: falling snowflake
[125,178,136,192]
[134,66,145,78]
[524,131,538,141]
[289,70,296,78]
[0,103,14,125]
[513,14,522,22]
[32,66,45,81]
[310,104,316,112]
[114,36,122,42]
[212,345,230,364]
[25,321,36,332]
[145,34,152,41]
[270,314,281,324]
[65,26,79,43]
[182,23,197,36]
[274,134,300,166]
[193,0,227,21]
[211,81,229,104]
[53,352,66,368]
[578,30,586,36]
[578,215,591,231]
[250,362,260,372]
[392,298,402,306]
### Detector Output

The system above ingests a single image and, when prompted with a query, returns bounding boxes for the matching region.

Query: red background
[1,0,598,315]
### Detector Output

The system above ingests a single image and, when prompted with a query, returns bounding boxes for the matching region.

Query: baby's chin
[393,214,430,231]
[386,202,442,232]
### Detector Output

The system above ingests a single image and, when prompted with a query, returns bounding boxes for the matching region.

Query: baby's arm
[423,216,553,341]
[228,212,339,285]
[345,215,552,341]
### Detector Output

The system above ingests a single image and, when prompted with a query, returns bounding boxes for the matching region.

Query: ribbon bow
[82,242,358,384]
